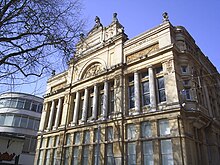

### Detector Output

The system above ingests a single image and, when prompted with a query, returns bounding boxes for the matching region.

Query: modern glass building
[0,92,43,165]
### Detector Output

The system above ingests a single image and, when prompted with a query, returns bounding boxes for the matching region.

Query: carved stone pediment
[83,63,104,79]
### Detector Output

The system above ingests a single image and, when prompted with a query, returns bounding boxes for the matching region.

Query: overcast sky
[3,0,219,96]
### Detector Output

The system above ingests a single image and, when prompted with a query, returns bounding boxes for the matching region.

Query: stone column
[53,98,63,130]
[47,100,56,130]
[81,88,89,123]
[102,81,109,119]
[149,67,156,111]
[38,103,48,132]
[92,85,98,120]
[134,71,141,114]
[71,91,80,126]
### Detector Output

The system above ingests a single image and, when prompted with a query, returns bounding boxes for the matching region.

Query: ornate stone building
[35,13,220,165]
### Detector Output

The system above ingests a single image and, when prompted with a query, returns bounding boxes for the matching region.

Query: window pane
[161,140,173,165]
[0,114,5,125]
[84,131,90,144]
[127,142,136,165]
[143,141,153,165]
[38,150,44,165]
[20,116,28,128]
[74,132,80,145]
[31,102,38,112]
[27,118,34,129]
[17,99,25,109]
[4,115,14,126]
[10,98,17,108]
[82,146,89,165]
[107,127,113,141]
[64,148,70,165]
[127,124,136,139]
[72,147,78,165]
[129,86,135,109]
[66,134,71,145]
[34,120,40,130]
[0,99,6,108]
[52,149,57,165]
[24,100,31,110]
[141,122,152,137]
[159,120,170,136]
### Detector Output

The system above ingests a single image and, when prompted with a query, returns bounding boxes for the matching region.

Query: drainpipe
[177,115,185,165]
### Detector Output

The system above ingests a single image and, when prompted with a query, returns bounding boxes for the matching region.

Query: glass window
[106,144,114,164]
[37,104,43,113]
[127,142,136,165]
[13,115,21,127]
[72,147,79,165]
[34,120,40,130]
[82,146,89,165]
[93,145,100,165]
[24,100,31,110]
[74,132,80,145]
[161,140,173,165]
[38,150,44,165]
[141,71,149,78]
[0,114,5,125]
[141,122,152,138]
[106,126,113,141]
[155,66,163,74]
[157,77,166,102]
[129,86,135,109]
[23,137,31,152]
[27,118,34,129]
[127,124,136,140]
[45,149,51,165]
[98,93,104,116]
[54,136,59,147]
[159,119,170,136]
[0,99,6,108]
[30,138,37,152]
[84,131,90,144]
[20,116,28,128]
[66,134,71,145]
[52,149,57,165]
[4,115,14,126]
[31,102,38,112]
[143,141,154,165]
[5,99,11,107]
[129,75,134,83]
[64,147,70,165]
[181,66,188,73]
[47,137,53,148]
[10,98,17,108]
[142,81,150,106]
[17,99,25,109]
[94,128,98,143]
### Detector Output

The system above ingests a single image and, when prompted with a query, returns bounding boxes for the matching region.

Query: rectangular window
[20,116,28,128]
[143,141,154,165]
[159,119,170,136]
[185,89,191,100]
[94,128,98,143]
[64,147,70,165]
[141,122,152,138]
[82,146,89,165]
[52,149,57,165]
[106,144,114,164]
[109,81,114,114]
[128,85,135,109]
[106,126,113,141]
[4,114,14,126]
[27,118,34,129]
[142,81,150,106]
[45,149,51,165]
[93,145,100,165]
[157,77,166,102]
[127,124,136,140]
[161,140,173,165]
[13,116,21,127]
[38,150,44,165]
[84,131,90,144]
[0,114,5,125]
[54,136,59,147]
[181,66,188,73]
[34,120,40,130]
[88,94,93,118]
[66,134,71,145]
[74,132,80,145]
[17,99,25,109]
[72,147,79,165]
[24,100,31,110]
[127,142,136,165]
[98,93,104,116]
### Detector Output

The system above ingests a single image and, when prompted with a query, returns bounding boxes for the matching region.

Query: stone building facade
[35,13,220,165]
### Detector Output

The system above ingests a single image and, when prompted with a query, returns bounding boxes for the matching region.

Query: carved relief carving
[83,63,104,79]
[126,43,159,63]
[166,59,173,73]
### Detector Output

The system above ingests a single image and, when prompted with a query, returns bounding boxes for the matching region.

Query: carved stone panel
[126,43,159,63]
[83,63,104,79]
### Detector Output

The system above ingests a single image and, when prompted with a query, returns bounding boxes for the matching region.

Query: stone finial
[112,13,118,22]
[51,70,55,76]
[94,16,102,28]
[162,12,169,22]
